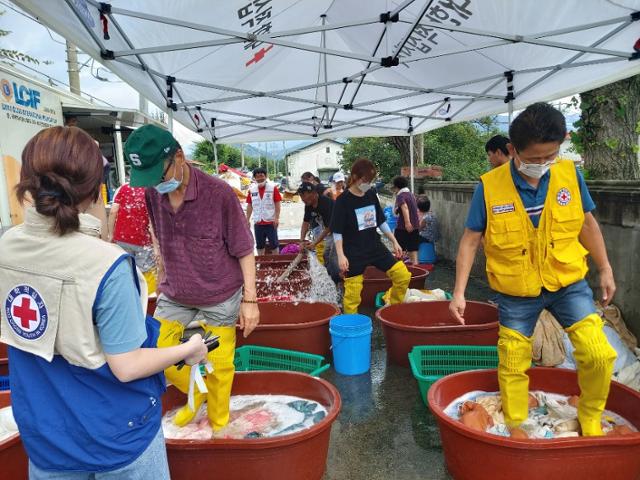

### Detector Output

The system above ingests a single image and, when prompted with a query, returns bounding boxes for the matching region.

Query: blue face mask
[155,163,183,194]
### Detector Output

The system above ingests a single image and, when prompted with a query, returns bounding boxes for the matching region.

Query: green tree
[341,120,500,182]
[424,121,498,181]
[340,137,402,182]
[192,140,257,173]
[571,75,640,180]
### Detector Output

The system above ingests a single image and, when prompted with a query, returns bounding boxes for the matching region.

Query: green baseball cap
[124,124,180,187]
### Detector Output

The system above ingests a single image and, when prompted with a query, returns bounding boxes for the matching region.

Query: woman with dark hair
[391,176,420,265]
[0,126,208,479]
[330,158,411,313]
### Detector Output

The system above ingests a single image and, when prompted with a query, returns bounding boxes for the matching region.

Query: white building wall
[287,140,343,187]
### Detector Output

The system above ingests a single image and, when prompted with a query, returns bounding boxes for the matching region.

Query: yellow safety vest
[482,160,589,297]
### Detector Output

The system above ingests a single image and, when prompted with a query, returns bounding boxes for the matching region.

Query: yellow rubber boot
[203,325,236,431]
[142,269,157,295]
[157,318,205,426]
[343,275,364,314]
[385,261,411,305]
[315,240,326,266]
[566,314,617,436]
[497,325,533,428]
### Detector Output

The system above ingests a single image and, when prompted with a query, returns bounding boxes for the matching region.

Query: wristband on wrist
[242,298,258,304]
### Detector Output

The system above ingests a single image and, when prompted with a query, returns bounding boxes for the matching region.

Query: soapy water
[306,253,340,305]
[0,406,18,442]
[256,252,340,306]
[162,395,328,440]
[445,390,636,439]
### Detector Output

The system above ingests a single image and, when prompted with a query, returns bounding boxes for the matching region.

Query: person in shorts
[392,176,420,265]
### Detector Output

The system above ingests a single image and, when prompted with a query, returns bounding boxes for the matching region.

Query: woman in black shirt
[330,159,411,313]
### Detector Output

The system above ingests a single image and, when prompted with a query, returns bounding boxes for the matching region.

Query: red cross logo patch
[556,187,571,206]
[4,285,48,340]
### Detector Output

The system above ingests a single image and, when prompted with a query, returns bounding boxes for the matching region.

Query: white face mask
[358,182,372,193]
[517,160,555,179]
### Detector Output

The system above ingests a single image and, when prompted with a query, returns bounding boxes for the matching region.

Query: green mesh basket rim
[234,345,329,376]
[408,345,499,382]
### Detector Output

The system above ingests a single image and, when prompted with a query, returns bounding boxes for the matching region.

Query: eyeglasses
[161,159,174,179]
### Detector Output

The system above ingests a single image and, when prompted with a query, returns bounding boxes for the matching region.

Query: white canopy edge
[12,0,640,143]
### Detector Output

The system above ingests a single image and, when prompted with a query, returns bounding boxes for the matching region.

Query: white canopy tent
[12,0,640,146]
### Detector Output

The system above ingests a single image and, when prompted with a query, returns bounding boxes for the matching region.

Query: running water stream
[305,253,339,305]
[257,251,340,306]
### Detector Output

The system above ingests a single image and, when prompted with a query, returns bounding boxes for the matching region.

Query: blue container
[418,241,436,264]
[383,206,397,232]
[329,314,372,375]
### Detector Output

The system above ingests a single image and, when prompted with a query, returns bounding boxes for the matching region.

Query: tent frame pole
[63,0,639,143]
[435,77,504,125]
[98,4,382,64]
[114,120,127,187]
[409,117,415,194]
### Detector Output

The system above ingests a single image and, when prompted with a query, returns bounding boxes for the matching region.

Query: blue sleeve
[94,258,147,355]
[465,183,487,232]
[576,167,595,213]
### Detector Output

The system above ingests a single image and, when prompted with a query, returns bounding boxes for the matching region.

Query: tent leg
[114,120,126,188]
[409,132,414,193]
[213,141,219,174]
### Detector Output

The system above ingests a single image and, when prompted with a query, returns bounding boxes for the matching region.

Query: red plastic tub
[0,391,28,480]
[236,302,339,356]
[428,368,640,480]
[377,301,498,367]
[256,254,299,262]
[256,256,308,270]
[265,239,298,254]
[256,269,311,299]
[360,265,428,308]
[0,341,7,376]
[163,371,341,480]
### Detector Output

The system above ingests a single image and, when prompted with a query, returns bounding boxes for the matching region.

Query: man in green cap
[124,124,259,430]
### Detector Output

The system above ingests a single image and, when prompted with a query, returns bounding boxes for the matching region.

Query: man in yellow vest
[449,103,617,438]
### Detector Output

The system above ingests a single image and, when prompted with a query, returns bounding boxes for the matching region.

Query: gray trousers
[154,287,242,328]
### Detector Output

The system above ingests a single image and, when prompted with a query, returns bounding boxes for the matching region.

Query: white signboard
[0,72,63,227]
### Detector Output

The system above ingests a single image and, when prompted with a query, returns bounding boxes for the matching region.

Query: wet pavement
[322,261,493,480]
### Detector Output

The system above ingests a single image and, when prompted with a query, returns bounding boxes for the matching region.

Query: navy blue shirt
[465,161,595,232]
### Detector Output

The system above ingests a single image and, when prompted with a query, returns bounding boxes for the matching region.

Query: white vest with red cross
[250,181,277,223]
[0,208,147,369]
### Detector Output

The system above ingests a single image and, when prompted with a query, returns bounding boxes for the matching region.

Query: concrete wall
[420,179,640,337]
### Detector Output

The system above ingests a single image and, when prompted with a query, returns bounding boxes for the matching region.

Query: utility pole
[65,41,81,96]
[283,140,288,189]
[138,93,148,115]
[264,142,268,175]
